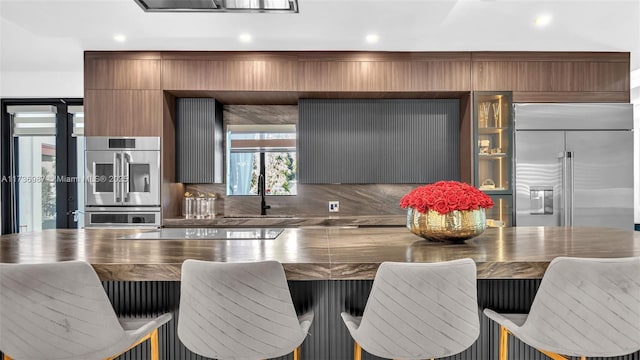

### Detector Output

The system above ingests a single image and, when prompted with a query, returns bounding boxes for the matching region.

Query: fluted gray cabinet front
[298,99,460,184]
[176,98,223,183]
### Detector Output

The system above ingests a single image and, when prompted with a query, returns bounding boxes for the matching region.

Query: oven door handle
[123,152,131,203]
[114,152,121,203]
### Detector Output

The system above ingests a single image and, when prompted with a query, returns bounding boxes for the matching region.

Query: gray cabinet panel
[176,98,223,183]
[299,99,460,184]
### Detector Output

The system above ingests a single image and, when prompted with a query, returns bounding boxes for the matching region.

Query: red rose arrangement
[400,180,494,215]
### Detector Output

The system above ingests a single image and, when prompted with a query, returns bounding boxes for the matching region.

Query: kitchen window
[226,125,297,196]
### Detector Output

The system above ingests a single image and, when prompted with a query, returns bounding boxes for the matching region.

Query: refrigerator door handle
[560,151,569,227]
[566,151,574,227]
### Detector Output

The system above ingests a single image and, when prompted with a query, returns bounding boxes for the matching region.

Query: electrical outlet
[329,201,340,212]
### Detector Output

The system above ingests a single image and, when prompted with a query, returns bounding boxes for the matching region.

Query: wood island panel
[2,227,638,281]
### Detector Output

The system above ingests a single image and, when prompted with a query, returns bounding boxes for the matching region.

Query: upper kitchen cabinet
[297,52,471,92]
[472,52,630,103]
[175,98,223,184]
[161,52,297,91]
[84,52,163,136]
[84,90,163,136]
[84,52,162,90]
[299,99,461,184]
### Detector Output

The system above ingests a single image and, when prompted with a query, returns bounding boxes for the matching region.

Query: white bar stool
[341,258,480,360]
[484,256,640,360]
[177,260,314,360]
[0,261,172,360]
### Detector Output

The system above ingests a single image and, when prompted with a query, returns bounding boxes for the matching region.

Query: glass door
[11,105,58,232]
[69,106,85,227]
[17,135,57,231]
[473,91,513,227]
[1,100,82,234]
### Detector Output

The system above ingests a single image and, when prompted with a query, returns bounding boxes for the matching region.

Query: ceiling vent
[134,0,298,13]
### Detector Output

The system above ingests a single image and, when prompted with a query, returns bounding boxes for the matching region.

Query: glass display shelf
[485,195,513,228]
[478,153,508,158]
[478,127,509,135]
[474,91,513,226]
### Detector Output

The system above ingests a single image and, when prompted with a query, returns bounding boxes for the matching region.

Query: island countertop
[1,226,638,281]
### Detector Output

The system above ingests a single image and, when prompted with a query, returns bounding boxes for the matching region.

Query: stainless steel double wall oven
[85,137,161,227]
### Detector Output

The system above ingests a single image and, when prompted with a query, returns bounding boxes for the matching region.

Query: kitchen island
[1,226,639,360]
[2,226,639,280]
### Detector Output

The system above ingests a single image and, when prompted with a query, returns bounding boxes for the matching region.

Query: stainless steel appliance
[85,137,160,227]
[514,103,633,230]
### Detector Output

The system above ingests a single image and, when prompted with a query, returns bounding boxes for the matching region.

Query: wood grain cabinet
[162,57,297,91]
[85,58,161,90]
[84,53,163,136]
[471,61,519,91]
[84,51,630,138]
[297,54,471,92]
[84,90,163,136]
[471,52,629,102]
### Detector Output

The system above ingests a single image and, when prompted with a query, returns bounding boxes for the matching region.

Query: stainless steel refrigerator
[514,103,634,230]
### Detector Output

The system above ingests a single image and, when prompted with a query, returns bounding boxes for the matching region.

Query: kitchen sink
[120,228,284,240]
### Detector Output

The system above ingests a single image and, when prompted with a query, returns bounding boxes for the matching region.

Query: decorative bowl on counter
[400,181,494,243]
[405,207,487,243]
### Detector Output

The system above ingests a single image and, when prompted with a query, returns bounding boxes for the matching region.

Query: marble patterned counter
[1,226,639,281]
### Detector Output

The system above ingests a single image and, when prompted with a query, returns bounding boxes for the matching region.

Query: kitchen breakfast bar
[2,226,639,360]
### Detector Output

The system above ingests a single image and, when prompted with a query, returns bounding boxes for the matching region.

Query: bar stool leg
[537,349,568,360]
[4,354,13,360]
[293,346,301,360]
[150,328,159,360]
[499,325,509,360]
[354,341,362,360]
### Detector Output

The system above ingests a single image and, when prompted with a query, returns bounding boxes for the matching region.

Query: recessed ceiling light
[534,14,552,27]
[366,34,379,44]
[113,34,127,42]
[239,33,253,43]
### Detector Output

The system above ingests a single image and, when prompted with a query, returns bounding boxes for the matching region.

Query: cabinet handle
[115,153,121,203]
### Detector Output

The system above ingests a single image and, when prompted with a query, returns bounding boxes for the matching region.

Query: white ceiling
[1,0,639,76]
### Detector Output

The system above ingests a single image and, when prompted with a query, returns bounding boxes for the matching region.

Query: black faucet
[258,173,270,216]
